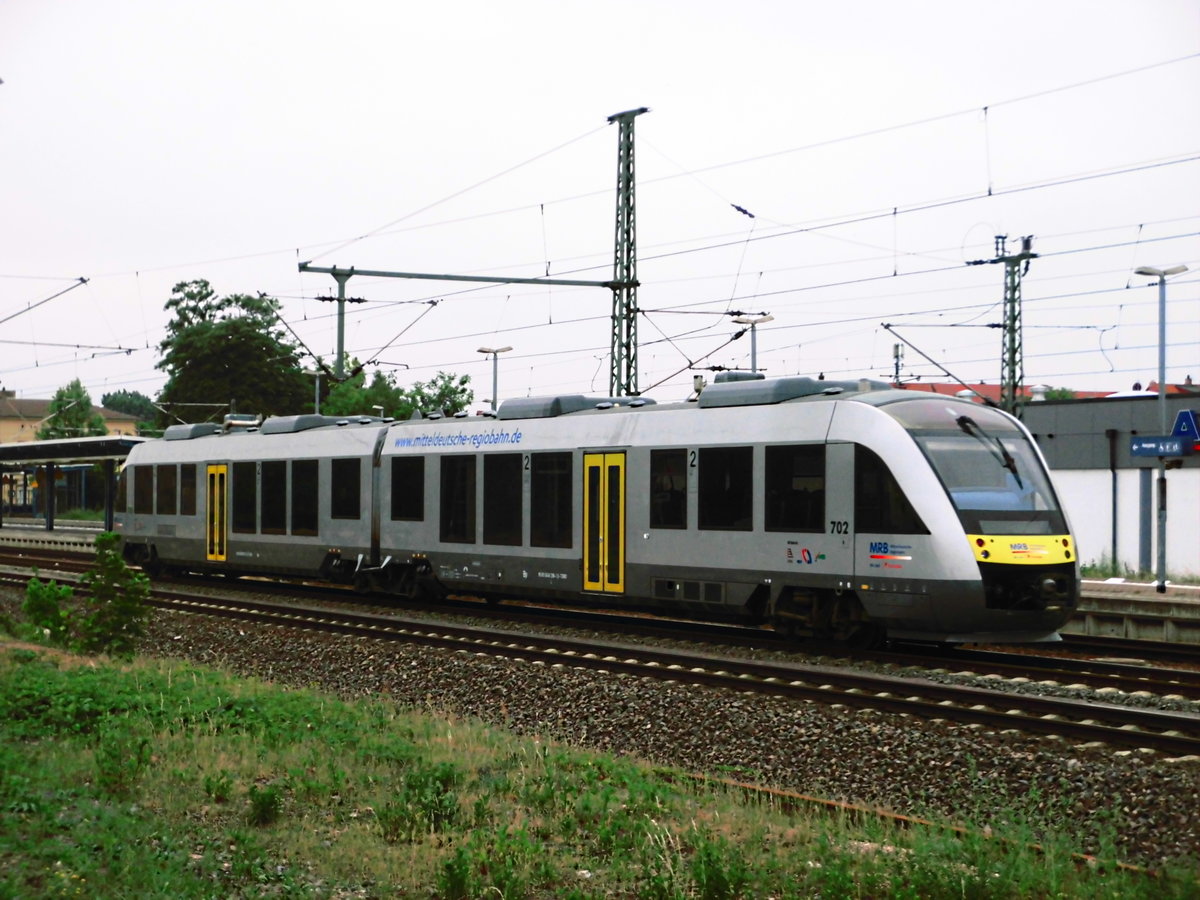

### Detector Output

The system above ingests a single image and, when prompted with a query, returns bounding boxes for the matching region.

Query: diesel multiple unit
[116,375,1079,645]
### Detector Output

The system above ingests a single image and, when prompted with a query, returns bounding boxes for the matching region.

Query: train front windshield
[884,400,1067,535]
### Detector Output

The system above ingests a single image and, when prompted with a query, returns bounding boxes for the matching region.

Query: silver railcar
[116,376,1077,644]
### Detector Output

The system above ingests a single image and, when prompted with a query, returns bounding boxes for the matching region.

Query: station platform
[1071,579,1200,644]
[0,520,103,552]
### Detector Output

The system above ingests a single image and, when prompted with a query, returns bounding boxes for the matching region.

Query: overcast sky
[2,0,1198,413]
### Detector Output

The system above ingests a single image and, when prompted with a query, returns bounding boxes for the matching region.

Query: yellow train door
[206,464,227,562]
[583,452,625,593]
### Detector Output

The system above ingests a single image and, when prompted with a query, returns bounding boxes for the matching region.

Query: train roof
[148,375,983,447]
[490,375,900,420]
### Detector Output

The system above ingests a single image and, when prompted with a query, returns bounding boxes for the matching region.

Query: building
[1022,393,1199,579]
[0,389,140,443]
[0,390,140,514]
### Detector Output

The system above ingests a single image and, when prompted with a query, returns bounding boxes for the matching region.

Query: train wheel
[824,593,883,648]
[772,589,811,640]
[136,545,163,578]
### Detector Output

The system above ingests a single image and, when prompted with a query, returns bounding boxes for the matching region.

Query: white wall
[1053,468,1200,577]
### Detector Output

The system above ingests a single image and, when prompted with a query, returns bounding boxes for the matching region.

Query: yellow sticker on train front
[967,534,1074,565]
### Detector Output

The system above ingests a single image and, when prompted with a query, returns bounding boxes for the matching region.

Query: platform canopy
[0,434,146,466]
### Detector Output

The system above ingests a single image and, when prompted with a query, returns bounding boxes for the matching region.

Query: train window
[854,445,928,534]
[180,464,197,516]
[133,466,153,515]
[649,449,687,529]
[440,455,476,543]
[261,460,287,535]
[330,458,361,520]
[531,452,572,548]
[390,456,424,521]
[231,461,257,533]
[291,459,318,536]
[483,453,522,546]
[765,445,824,532]
[155,465,177,515]
[116,467,128,511]
[698,446,753,531]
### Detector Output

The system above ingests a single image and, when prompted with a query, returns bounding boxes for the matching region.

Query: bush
[23,575,74,645]
[19,534,150,657]
[76,532,150,657]
[246,784,284,826]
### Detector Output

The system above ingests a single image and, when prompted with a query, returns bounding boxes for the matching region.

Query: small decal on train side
[785,542,826,565]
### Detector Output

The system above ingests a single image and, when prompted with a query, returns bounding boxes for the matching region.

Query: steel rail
[146,589,1200,758]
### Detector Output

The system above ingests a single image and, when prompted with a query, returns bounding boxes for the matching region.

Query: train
[115,373,1079,646]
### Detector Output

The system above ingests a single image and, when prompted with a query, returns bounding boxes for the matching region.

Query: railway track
[4,548,1199,701]
[134,586,1200,757]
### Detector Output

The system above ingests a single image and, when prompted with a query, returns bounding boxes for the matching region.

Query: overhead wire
[13,56,1196,398]
[305,123,609,265]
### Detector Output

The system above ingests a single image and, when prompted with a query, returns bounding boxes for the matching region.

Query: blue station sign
[1129,409,1200,458]
[1130,436,1193,457]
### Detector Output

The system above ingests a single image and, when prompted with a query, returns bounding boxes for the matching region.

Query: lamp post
[302,370,322,414]
[1134,264,1188,593]
[477,346,512,412]
[731,315,774,374]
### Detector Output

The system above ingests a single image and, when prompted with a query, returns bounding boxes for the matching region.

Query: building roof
[0,390,139,430]
[892,382,1112,402]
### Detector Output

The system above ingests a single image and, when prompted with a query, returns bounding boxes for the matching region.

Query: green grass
[1,640,1196,898]
[1081,555,1200,585]
[52,507,107,522]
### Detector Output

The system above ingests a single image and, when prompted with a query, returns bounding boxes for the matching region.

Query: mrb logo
[869,541,890,554]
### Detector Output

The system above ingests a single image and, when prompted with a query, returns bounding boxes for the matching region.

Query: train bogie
[115,377,1078,645]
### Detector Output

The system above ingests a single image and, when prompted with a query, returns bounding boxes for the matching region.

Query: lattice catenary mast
[968,235,1037,418]
[608,107,647,396]
[299,108,649,399]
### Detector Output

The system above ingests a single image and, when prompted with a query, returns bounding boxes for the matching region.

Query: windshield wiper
[956,415,1023,489]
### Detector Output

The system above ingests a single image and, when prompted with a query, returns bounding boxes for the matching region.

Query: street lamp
[1133,264,1188,593]
[477,346,513,412]
[731,315,774,374]
[301,370,322,414]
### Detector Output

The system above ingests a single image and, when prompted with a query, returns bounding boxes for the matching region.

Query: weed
[690,828,751,900]
[202,770,234,803]
[246,783,283,826]
[374,760,462,843]
[640,819,687,900]
[437,846,473,899]
[94,717,152,796]
[23,574,73,646]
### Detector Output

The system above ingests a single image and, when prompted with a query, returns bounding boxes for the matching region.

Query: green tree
[101,389,158,434]
[321,367,473,420]
[156,280,309,423]
[321,364,403,418]
[407,371,473,417]
[36,379,109,440]
[1043,387,1076,400]
[100,389,157,421]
